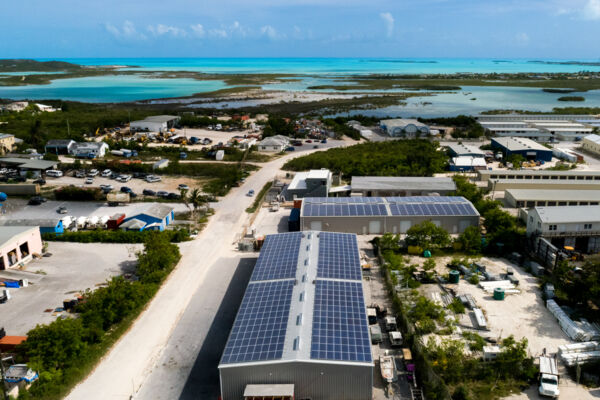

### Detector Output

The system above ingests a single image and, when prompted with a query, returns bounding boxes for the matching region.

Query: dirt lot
[0,242,142,335]
[145,127,257,151]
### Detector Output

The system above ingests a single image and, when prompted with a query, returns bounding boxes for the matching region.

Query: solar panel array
[250,232,302,281]
[388,202,477,216]
[302,196,478,217]
[220,280,294,364]
[317,232,361,280]
[311,280,372,363]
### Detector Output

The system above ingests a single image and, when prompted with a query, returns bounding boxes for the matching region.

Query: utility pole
[67,119,71,138]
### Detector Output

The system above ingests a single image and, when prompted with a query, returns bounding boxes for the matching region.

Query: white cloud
[104,21,146,41]
[190,24,205,38]
[260,25,284,40]
[380,12,394,38]
[147,24,187,37]
[515,32,530,45]
[209,28,228,38]
[583,0,600,19]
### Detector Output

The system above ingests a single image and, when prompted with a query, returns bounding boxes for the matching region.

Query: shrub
[54,186,104,201]
[448,298,466,314]
[406,221,451,250]
[42,229,190,243]
[468,275,480,285]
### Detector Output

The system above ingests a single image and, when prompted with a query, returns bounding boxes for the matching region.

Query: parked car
[57,206,68,214]
[129,192,138,198]
[120,186,133,193]
[101,169,112,177]
[313,145,319,149]
[87,169,99,177]
[117,175,132,182]
[75,170,86,178]
[321,139,328,144]
[145,175,161,183]
[180,152,188,160]
[100,184,114,192]
[285,146,295,151]
[157,190,169,198]
[28,196,47,205]
[167,192,180,200]
[110,172,120,179]
[33,178,46,185]
[46,170,63,177]
[85,177,94,184]
[143,189,156,196]
[247,189,255,197]
[177,184,189,191]
[305,139,312,143]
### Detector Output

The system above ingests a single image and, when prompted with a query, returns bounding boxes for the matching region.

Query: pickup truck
[538,355,559,398]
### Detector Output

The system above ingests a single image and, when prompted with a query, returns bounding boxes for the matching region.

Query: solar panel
[311,280,372,363]
[220,280,294,364]
[317,232,361,280]
[251,232,302,281]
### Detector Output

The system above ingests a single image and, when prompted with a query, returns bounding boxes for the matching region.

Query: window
[548,224,557,231]
[584,224,593,230]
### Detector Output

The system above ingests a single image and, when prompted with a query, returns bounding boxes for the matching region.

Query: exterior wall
[491,140,553,161]
[0,229,43,270]
[0,184,40,196]
[220,361,373,400]
[300,215,479,235]
[130,121,166,133]
[287,178,331,200]
[582,137,600,156]
[478,170,600,182]
[490,180,600,191]
[39,222,64,235]
[259,144,285,152]
[0,136,15,154]
[505,193,599,208]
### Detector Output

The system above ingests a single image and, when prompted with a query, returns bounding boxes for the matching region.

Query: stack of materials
[558,342,600,366]
[547,300,600,341]
[479,280,520,295]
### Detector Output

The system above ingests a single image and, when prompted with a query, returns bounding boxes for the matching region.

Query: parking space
[0,198,188,221]
[0,242,142,335]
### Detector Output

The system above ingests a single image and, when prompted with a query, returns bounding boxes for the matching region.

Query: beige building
[0,134,15,155]
[505,189,600,208]
[477,169,600,182]
[489,179,600,191]
[582,134,600,157]
[0,226,43,270]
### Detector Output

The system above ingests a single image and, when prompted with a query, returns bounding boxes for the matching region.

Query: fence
[376,245,451,400]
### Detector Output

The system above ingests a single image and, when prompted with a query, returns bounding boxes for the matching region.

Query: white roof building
[257,135,290,152]
[582,134,600,157]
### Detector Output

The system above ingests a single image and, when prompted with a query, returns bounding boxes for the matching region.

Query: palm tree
[186,188,205,220]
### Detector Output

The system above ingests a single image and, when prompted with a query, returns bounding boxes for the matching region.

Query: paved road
[66,140,348,400]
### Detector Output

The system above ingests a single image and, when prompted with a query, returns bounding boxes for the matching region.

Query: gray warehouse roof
[531,206,600,224]
[219,231,373,368]
[491,137,550,152]
[0,226,38,248]
[506,189,600,202]
[351,176,456,192]
[446,143,486,157]
[143,115,180,123]
[138,204,174,220]
[0,157,59,170]
[0,219,61,228]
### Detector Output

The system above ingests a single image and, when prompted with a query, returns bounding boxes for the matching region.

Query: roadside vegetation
[245,181,273,213]
[418,115,485,139]
[42,229,190,243]
[282,140,447,176]
[14,232,181,400]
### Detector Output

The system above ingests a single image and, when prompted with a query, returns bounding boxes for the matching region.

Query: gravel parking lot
[0,242,142,335]
[43,174,207,194]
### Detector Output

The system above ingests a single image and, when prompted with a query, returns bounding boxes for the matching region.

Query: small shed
[0,219,64,235]
[153,159,170,170]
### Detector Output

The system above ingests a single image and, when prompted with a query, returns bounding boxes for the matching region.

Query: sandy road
[66,141,347,400]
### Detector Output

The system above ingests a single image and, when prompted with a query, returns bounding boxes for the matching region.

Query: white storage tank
[216,150,225,161]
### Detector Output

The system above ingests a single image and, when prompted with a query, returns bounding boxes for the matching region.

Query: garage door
[400,220,412,233]
[368,220,381,234]
[310,221,322,231]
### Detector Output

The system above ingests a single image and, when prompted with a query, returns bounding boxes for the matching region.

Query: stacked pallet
[558,341,600,366]
[478,280,520,295]
[547,300,598,341]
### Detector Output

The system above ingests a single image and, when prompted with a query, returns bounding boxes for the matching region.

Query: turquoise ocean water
[1,58,600,115]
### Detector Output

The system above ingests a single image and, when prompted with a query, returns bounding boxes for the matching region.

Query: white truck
[538,355,560,398]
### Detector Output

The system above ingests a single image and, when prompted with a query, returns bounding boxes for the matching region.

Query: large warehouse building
[379,119,431,138]
[219,231,373,400]
[488,179,600,191]
[477,169,600,182]
[526,206,600,253]
[350,176,456,197]
[491,137,553,162]
[505,189,600,208]
[300,196,479,234]
[582,134,600,157]
[130,115,180,133]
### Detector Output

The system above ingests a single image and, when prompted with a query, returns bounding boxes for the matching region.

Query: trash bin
[449,270,460,284]
[493,287,505,300]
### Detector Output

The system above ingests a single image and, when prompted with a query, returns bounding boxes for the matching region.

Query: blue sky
[1,0,600,58]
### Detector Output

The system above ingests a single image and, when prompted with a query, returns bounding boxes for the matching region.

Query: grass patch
[245,181,272,213]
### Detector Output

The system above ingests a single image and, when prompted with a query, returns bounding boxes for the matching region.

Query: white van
[46,170,63,178]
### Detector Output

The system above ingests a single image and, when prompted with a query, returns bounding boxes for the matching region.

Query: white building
[257,135,290,152]
[582,134,600,157]
[35,103,59,112]
[130,115,180,133]
[285,169,332,200]
[69,142,109,158]
[380,119,431,138]
[526,206,600,253]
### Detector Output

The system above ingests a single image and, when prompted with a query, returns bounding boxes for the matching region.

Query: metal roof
[243,384,295,397]
[351,176,456,192]
[506,189,600,202]
[479,169,600,177]
[491,137,551,152]
[0,133,14,139]
[0,226,38,248]
[0,219,61,228]
[492,179,600,186]
[380,118,427,128]
[142,115,180,123]
[0,157,58,170]
[584,134,600,145]
[532,206,600,224]
[137,204,174,220]
[219,231,373,368]
[46,139,75,147]
[446,143,486,157]
[288,170,331,191]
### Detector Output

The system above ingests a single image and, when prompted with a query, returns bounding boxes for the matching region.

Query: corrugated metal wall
[220,361,373,400]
